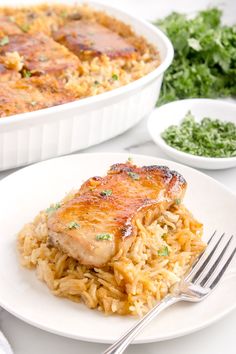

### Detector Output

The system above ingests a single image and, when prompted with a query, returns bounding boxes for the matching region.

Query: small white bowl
[148,99,236,170]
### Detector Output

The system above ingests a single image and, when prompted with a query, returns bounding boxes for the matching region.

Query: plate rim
[2,151,236,197]
[0,152,236,344]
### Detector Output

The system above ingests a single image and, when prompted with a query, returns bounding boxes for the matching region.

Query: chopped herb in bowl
[161,111,236,158]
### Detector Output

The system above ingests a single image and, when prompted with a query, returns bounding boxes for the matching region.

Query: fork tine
[199,236,233,287]
[188,231,225,283]
[209,247,236,290]
[206,230,217,246]
[185,230,217,281]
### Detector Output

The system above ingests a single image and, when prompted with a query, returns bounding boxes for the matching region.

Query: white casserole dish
[0,0,174,171]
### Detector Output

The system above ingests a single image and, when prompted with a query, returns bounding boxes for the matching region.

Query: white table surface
[0,1,236,353]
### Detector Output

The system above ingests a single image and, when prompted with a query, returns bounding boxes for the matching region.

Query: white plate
[148,99,236,170]
[0,152,235,344]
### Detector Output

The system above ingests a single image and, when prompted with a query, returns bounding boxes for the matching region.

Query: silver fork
[102,231,236,354]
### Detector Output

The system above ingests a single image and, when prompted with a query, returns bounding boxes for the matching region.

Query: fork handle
[102,295,180,354]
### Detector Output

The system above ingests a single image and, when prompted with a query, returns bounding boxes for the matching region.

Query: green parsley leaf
[96,233,113,241]
[0,36,9,46]
[20,23,30,33]
[127,157,133,163]
[60,10,68,18]
[127,171,140,180]
[158,246,169,256]
[112,73,118,80]
[94,80,100,85]
[46,203,61,214]
[100,189,112,197]
[22,69,32,78]
[187,38,202,51]
[67,221,80,229]
[154,8,236,105]
[175,199,182,205]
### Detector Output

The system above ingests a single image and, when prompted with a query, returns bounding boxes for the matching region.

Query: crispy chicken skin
[53,20,136,60]
[47,163,187,268]
[0,33,81,76]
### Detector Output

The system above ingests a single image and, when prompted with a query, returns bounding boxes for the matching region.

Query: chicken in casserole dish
[0,4,160,117]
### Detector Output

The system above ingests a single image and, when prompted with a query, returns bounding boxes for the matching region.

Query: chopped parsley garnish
[67,221,80,230]
[161,111,236,158]
[112,73,118,81]
[96,233,113,241]
[46,203,61,214]
[20,23,30,33]
[22,69,32,78]
[154,8,236,105]
[175,199,181,205]
[158,246,169,256]
[127,157,133,163]
[0,36,9,46]
[60,10,68,18]
[94,80,100,85]
[38,55,48,62]
[127,172,140,180]
[100,189,112,197]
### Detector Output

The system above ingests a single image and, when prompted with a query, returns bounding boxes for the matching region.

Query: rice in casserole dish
[0,4,160,117]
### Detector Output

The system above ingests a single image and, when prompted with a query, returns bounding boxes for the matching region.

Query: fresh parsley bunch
[154,8,236,105]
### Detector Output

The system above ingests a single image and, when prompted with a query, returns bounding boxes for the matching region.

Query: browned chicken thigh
[0,75,76,117]
[0,32,81,76]
[0,16,22,36]
[47,163,186,268]
[53,20,136,60]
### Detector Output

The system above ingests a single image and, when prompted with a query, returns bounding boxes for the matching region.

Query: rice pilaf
[18,193,205,316]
